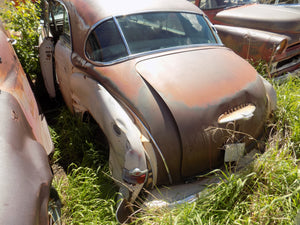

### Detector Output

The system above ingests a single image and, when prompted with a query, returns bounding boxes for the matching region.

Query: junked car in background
[38,0,276,222]
[0,20,60,224]
[190,0,300,76]
[264,0,300,4]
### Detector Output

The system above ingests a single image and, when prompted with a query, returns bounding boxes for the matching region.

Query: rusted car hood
[215,4,300,44]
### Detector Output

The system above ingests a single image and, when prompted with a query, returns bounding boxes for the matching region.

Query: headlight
[275,39,287,55]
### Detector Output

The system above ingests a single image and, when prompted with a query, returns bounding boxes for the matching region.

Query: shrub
[0,0,41,80]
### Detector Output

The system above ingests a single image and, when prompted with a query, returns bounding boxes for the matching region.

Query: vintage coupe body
[0,20,60,224]
[39,0,276,222]
[191,0,300,76]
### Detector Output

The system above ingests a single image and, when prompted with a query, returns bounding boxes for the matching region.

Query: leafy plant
[0,0,41,80]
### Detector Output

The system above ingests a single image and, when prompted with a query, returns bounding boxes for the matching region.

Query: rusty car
[38,0,276,222]
[190,0,300,76]
[0,20,61,224]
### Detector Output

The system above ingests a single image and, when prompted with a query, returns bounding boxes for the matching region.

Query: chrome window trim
[113,17,131,55]
[204,15,222,44]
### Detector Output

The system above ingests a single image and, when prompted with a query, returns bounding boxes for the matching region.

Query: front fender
[0,91,52,225]
[215,24,289,63]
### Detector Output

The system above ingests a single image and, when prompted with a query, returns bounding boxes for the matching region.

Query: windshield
[86,12,218,63]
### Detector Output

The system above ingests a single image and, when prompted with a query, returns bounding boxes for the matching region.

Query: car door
[50,1,74,110]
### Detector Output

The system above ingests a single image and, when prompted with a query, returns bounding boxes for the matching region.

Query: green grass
[54,165,117,224]
[49,75,300,224]
[49,108,109,168]
[274,76,300,154]
[49,108,118,224]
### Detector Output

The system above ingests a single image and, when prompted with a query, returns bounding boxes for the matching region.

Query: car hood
[215,4,300,44]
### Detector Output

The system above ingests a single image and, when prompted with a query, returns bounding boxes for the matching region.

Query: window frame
[48,0,72,45]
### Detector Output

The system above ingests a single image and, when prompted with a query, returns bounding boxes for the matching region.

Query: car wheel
[48,187,62,225]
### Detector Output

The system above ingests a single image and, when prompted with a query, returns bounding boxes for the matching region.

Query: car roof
[62,0,202,26]
[56,0,202,58]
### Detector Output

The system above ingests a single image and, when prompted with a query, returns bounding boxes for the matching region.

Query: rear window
[86,12,218,63]
[85,19,128,62]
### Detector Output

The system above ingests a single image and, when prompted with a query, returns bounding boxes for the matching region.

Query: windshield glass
[86,12,218,63]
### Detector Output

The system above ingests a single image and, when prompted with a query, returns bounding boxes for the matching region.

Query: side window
[63,9,70,38]
[86,19,128,62]
[49,1,70,42]
[200,0,226,9]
